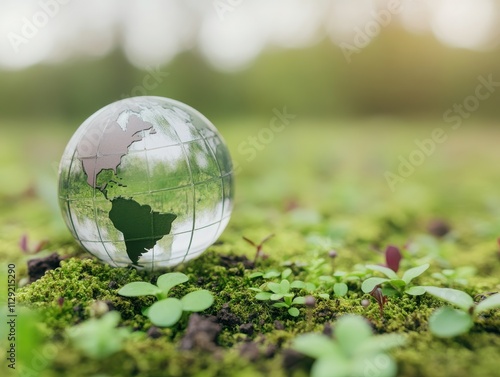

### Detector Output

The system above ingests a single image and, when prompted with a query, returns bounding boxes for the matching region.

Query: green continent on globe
[108,197,177,266]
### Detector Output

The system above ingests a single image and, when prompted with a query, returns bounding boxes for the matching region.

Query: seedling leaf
[292,296,306,305]
[280,279,291,293]
[156,272,189,295]
[282,268,292,279]
[147,298,183,327]
[288,307,300,317]
[475,293,500,314]
[181,290,214,312]
[118,282,161,297]
[267,282,282,294]
[263,271,281,279]
[429,307,473,338]
[335,315,373,357]
[333,283,348,297]
[255,292,272,300]
[405,286,426,296]
[271,294,284,301]
[366,264,398,279]
[249,272,264,279]
[402,264,429,284]
[290,281,306,289]
[388,279,406,289]
[424,287,474,311]
[362,277,390,293]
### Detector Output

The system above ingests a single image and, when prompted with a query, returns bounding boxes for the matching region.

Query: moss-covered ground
[1,118,500,377]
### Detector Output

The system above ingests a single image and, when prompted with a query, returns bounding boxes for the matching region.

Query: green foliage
[249,268,293,280]
[424,287,500,337]
[362,264,430,296]
[292,315,405,377]
[250,279,307,317]
[67,311,133,359]
[118,272,214,327]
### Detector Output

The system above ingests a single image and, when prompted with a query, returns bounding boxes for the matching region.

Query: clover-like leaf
[292,296,307,305]
[428,307,473,338]
[267,282,282,294]
[424,287,474,311]
[147,298,183,327]
[401,264,429,284]
[475,293,500,314]
[181,290,214,312]
[118,282,162,297]
[263,270,281,279]
[366,264,398,279]
[271,293,284,301]
[405,286,426,296]
[290,280,306,289]
[255,292,272,300]
[333,283,348,297]
[362,277,390,293]
[280,279,291,294]
[305,282,316,292]
[272,302,289,308]
[282,268,292,279]
[288,307,300,317]
[249,272,264,279]
[156,272,189,295]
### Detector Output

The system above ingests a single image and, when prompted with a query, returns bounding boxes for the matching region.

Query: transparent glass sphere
[58,97,234,270]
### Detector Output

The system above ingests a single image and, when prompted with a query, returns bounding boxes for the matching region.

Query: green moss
[4,121,500,376]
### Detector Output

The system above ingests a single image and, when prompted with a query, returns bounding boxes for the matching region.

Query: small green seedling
[292,315,405,377]
[67,311,134,359]
[118,272,214,327]
[318,272,351,297]
[243,234,274,265]
[424,287,500,337]
[361,263,430,296]
[250,279,308,317]
[249,267,293,280]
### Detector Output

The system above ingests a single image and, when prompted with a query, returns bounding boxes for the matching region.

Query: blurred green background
[1,0,500,230]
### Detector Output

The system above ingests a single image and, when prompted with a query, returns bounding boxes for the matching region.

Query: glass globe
[58,97,234,270]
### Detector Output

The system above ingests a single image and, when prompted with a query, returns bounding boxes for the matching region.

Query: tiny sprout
[292,315,405,377]
[243,234,275,266]
[370,287,387,317]
[118,272,214,327]
[424,287,500,337]
[362,263,430,297]
[19,234,48,254]
[68,311,133,359]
